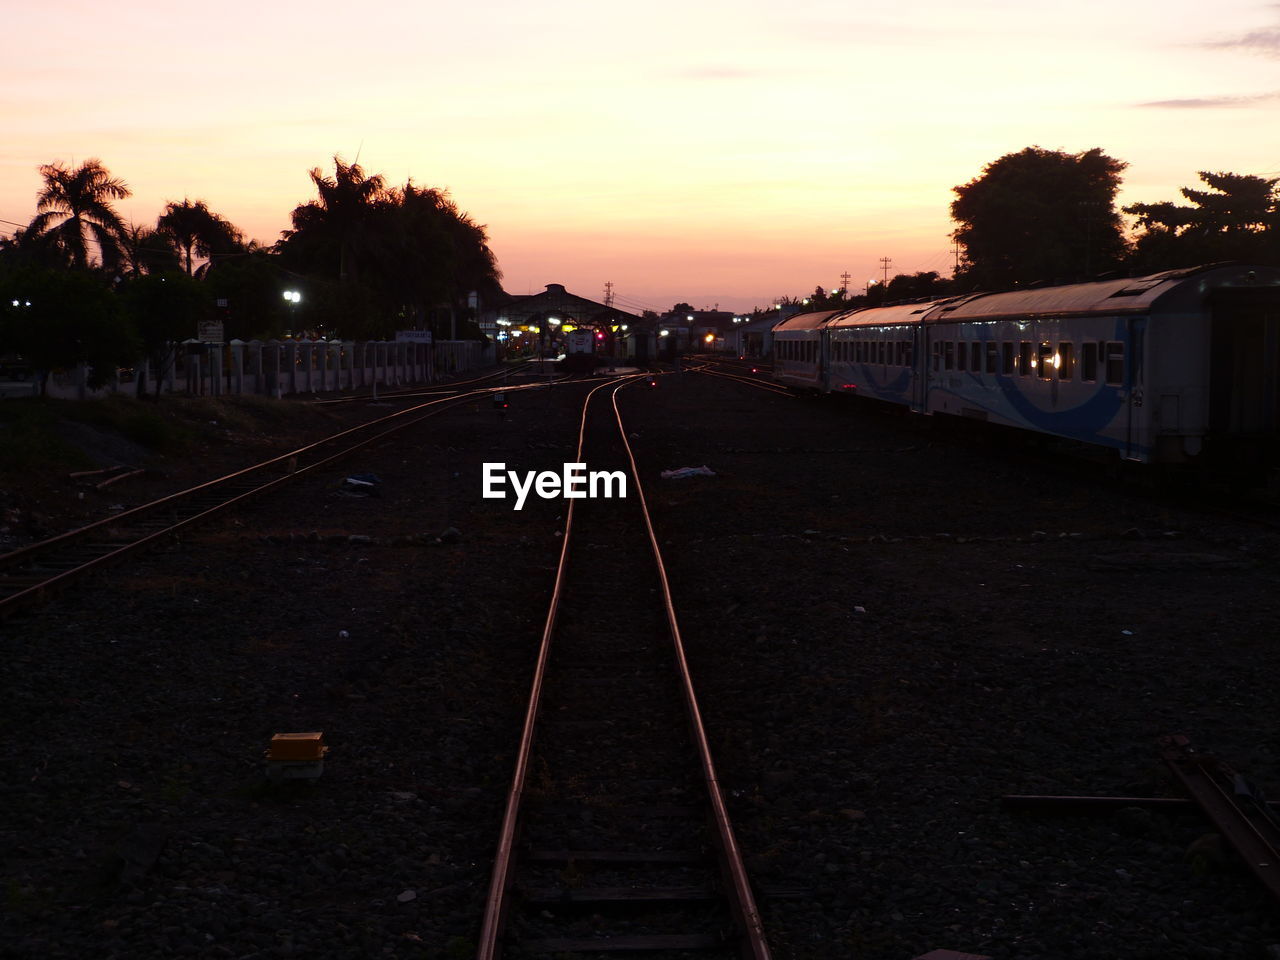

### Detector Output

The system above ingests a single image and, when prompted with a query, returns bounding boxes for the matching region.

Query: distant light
[704,333,714,343]
[620,324,628,331]
[548,317,561,326]
[659,329,670,337]
[283,290,301,304]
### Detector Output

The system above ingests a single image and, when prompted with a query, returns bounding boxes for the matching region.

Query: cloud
[1139,91,1280,108]
[1205,27,1280,57]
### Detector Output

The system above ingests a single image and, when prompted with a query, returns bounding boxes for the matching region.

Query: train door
[1208,290,1280,462]
[818,330,830,391]
[911,326,927,412]
[1124,317,1146,461]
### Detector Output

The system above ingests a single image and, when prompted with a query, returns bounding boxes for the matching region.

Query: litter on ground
[660,466,716,480]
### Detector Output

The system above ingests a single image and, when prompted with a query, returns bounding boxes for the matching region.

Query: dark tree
[118,271,212,398]
[157,199,245,277]
[121,224,183,278]
[279,160,501,340]
[1124,171,1280,271]
[0,267,136,392]
[25,159,131,272]
[951,146,1128,290]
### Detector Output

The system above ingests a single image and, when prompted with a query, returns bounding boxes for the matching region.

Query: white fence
[5,339,493,400]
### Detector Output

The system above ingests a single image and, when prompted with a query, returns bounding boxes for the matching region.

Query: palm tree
[121,224,182,277]
[157,199,245,277]
[26,158,131,271]
[281,156,387,285]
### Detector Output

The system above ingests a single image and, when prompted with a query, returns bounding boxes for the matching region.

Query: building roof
[498,283,643,325]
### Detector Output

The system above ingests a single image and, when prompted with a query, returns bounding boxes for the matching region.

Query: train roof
[772,309,844,332]
[924,263,1280,323]
[826,300,947,328]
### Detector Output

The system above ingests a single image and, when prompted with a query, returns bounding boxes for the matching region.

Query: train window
[879,341,887,364]
[956,342,967,371]
[1105,342,1124,385]
[1018,341,1032,376]
[904,342,913,366]
[943,341,955,370]
[1002,342,1014,375]
[896,341,906,366]
[1037,341,1054,380]
[971,342,982,372]
[1081,342,1097,381]
[1058,342,1074,381]
[986,342,999,374]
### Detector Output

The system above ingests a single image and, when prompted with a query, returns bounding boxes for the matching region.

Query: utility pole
[603,281,614,308]
[839,271,851,295]
[879,257,892,287]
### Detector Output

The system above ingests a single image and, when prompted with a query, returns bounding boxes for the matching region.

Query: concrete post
[230,340,245,395]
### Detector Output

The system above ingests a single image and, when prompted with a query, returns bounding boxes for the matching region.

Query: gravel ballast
[2,369,1278,959]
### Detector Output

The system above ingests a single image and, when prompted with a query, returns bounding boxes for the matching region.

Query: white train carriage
[825,301,935,407]
[771,310,841,390]
[772,264,1280,465]
[918,264,1280,462]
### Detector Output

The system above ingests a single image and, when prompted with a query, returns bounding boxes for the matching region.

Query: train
[771,263,1280,466]
[560,328,608,372]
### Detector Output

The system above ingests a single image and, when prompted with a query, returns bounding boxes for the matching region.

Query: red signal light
[595,332,605,340]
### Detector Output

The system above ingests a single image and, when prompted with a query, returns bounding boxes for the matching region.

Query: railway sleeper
[519,932,724,953]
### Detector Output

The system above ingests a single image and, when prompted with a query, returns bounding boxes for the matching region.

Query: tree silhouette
[282,156,387,287]
[951,147,1128,290]
[157,199,245,276]
[1124,171,1279,270]
[121,224,182,278]
[25,159,131,272]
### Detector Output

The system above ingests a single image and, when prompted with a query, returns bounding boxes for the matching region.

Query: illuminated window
[1037,341,1054,380]
[1058,342,1074,381]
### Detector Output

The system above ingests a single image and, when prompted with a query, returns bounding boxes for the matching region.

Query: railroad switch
[265,732,329,782]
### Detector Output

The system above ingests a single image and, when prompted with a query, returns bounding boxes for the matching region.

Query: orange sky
[3,0,1279,311]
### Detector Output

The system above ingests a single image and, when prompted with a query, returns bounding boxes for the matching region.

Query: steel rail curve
[0,379,563,616]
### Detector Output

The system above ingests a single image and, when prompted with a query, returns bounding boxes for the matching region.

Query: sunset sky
[3,0,1279,312]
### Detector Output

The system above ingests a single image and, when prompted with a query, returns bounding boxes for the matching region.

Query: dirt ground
[3,369,1279,959]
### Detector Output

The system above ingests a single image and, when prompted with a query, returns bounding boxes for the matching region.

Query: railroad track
[478,376,770,959]
[0,369,546,616]
[683,358,790,398]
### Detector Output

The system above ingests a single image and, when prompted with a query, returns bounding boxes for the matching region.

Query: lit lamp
[283,290,301,335]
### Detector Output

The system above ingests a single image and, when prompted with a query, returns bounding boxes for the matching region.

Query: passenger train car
[772,263,1280,465]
